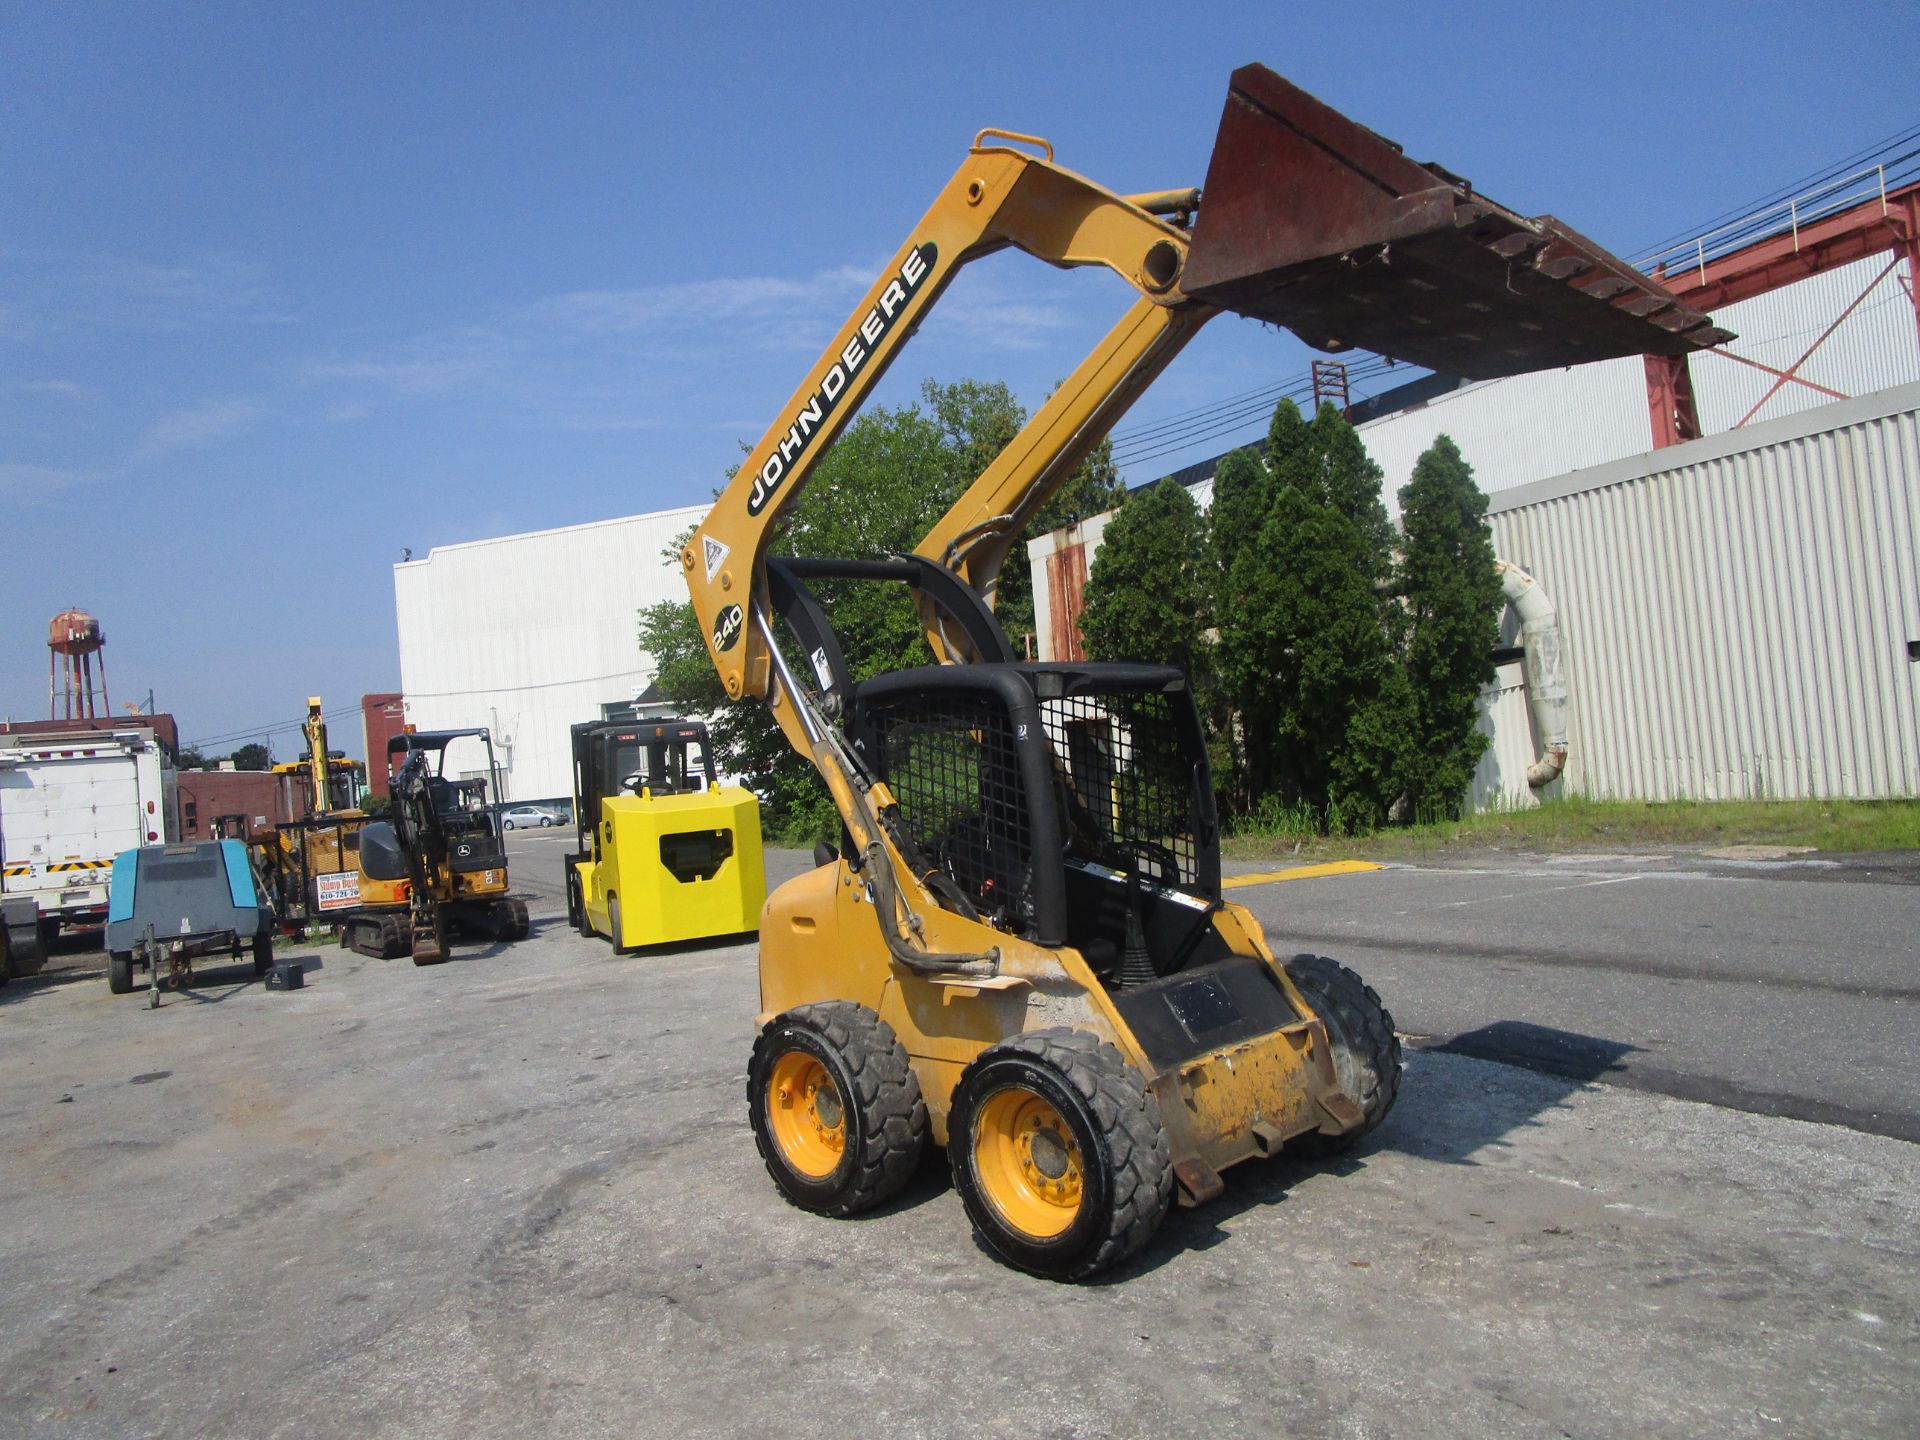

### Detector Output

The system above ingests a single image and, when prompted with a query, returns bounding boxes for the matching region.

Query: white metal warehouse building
[393,503,704,803]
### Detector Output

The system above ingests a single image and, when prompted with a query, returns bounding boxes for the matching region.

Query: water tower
[48,608,110,721]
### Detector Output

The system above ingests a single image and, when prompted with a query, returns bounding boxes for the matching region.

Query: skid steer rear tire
[748,1002,926,1218]
[1285,954,1402,1156]
[107,951,134,995]
[949,1029,1172,1281]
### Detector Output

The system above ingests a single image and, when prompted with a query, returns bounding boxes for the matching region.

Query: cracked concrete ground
[0,858,1914,1439]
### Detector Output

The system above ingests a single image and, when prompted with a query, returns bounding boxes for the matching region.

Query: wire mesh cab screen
[1037,683,1204,892]
[852,662,1218,947]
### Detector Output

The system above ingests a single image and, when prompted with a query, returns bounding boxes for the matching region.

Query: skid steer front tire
[748,1003,926,1218]
[949,1029,1172,1282]
[1285,954,1402,1156]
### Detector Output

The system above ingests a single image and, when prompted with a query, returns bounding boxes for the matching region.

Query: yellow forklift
[565,717,763,951]
[678,64,1728,1277]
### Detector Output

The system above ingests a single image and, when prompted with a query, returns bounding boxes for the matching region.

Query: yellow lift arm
[683,63,1726,965]
[683,135,1213,880]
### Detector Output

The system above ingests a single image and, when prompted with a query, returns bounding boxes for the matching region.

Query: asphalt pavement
[1222,849,1920,1142]
[0,834,1912,1437]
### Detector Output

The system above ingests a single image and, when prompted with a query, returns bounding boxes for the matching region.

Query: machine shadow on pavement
[1098,1022,1639,1282]
[616,931,756,961]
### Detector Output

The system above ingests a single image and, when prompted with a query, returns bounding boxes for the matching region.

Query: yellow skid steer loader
[682,64,1726,1278]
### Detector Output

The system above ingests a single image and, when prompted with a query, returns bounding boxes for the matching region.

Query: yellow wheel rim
[972,1086,1084,1239]
[767,1050,846,1179]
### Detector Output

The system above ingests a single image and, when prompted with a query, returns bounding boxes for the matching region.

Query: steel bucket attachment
[1183,65,1731,381]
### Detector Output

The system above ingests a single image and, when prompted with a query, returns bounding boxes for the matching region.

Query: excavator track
[342,912,409,960]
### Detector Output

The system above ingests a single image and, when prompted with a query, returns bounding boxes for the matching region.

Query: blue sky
[4,1,1914,758]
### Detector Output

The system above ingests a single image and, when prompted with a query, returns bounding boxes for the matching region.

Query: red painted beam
[1655,182,1919,313]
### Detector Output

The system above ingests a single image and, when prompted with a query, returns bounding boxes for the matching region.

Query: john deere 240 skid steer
[683,64,1726,1278]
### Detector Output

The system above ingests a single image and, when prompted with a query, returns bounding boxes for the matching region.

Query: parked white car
[498,805,556,830]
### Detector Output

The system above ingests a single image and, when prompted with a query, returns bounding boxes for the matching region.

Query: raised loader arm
[682,131,1217,857]
[683,63,1725,912]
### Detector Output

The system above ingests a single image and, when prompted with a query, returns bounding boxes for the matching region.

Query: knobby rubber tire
[949,1029,1173,1281]
[748,1002,927,1218]
[107,951,134,995]
[1285,954,1402,1156]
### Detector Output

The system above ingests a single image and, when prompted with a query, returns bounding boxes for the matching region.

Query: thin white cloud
[304,329,507,394]
[130,398,261,464]
[0,462,102,501]
[0,250,295,336]
[519,265,871,335]
[15,379,95,402]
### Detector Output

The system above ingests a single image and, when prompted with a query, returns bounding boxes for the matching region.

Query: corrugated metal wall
[1486,381,1920,802]
[1468,661,1542,812]
[1690,253,1920,431]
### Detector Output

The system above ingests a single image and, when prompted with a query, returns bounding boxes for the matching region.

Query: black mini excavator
[344,729,529,964]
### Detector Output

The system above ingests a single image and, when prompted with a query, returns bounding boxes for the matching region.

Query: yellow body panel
[579,786,764,948]
[757,858,1347,1167]
[452,865,509,901]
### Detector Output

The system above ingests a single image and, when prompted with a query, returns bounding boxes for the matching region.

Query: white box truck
[0,725,176,980]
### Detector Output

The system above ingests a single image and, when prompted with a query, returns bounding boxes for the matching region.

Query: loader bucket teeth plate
[1183,64,1732,381]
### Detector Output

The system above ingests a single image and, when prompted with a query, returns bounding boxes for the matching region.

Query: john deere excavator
[343,729,528,964]
[683,64,1727,1278]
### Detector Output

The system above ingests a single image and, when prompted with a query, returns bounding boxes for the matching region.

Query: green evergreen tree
[1214,398,1409,831]
[1078,479,1210,679]
[1396,434,1503,820]
[1206,446,1270,601]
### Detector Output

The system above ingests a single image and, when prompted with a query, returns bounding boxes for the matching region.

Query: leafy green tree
[1214,398,1409,831]
[1206,445,1270,599]
[175,746,207,771]
[921,377,1126,649]
[638,377,1112,842]
[1395,434,1503,820]
[1079,479,1210,680]
[230,742,270,772]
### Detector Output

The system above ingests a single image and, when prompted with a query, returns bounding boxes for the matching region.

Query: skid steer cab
[565,718,765,952]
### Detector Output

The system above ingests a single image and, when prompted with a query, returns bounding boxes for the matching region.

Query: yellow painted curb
[1220,859,1383,890]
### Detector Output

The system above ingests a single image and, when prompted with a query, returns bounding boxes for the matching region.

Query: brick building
[360,692,406,797]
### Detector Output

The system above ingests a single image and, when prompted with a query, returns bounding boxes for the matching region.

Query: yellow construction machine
[342,728,528,964]
[565,717,764,951]
[683,64,1727,1277]
[258,697,407,936]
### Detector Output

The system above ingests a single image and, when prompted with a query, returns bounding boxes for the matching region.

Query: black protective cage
[850,662,1222,951]
[768,555,1227,983]
[568,717,717,855]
